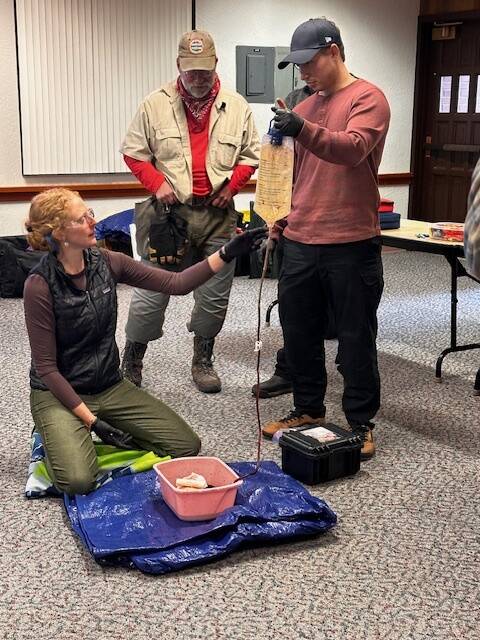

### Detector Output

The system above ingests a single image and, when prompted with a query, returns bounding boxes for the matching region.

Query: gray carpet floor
[0,250,479,640]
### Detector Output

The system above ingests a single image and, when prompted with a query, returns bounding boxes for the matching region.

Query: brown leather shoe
[262,410,325,439]
[360,428,376,460]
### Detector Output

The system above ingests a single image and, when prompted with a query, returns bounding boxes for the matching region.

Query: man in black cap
[261,18,390,460]
[252,79,339,400]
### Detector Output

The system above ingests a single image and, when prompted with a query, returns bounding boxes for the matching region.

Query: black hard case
[279,423,362,484]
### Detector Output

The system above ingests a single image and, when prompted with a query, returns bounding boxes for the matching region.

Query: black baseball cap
[278,18,343,69]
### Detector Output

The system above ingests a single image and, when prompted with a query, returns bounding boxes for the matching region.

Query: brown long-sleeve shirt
[23,249,214,409]
[285,79,391,245]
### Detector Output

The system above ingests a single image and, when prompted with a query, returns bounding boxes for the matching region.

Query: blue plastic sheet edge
[64,461,337,575]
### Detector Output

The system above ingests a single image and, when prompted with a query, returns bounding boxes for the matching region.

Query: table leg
[435,255,480,383]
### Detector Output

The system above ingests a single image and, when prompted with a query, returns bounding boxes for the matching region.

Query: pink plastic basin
[153,457,243,521]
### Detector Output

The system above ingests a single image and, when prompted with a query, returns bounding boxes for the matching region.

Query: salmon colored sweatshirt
[284,79,391,245]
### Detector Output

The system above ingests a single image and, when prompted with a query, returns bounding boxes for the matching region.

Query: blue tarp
[64,461,337,575]
[95,209,134,240]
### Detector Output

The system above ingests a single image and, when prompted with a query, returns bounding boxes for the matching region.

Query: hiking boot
[359,428,376,460]
[192,336,221,393]
[121,340,148,387]
[262,409,325,439]
[251,374,293,398]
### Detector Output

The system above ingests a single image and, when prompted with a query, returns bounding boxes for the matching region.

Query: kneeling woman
[24,188,264,495]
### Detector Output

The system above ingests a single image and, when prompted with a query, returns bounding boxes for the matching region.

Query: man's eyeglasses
[67,208,95,227]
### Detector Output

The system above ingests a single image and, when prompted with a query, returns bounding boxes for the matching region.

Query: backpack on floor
[0,236,45,298]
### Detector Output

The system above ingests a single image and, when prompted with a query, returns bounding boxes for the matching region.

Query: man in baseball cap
[120,30,259,393]
[177,30,217,72]
[261,17,391,462]
[278,18,344,69]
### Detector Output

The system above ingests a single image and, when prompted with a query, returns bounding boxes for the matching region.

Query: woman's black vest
[29,248,121,393]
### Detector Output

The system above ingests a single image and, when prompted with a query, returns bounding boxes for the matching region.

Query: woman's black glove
[271,107,304,137]
[90,418,135,450]
[219,227,268,263]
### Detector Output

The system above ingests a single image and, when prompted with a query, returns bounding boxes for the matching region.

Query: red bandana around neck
[177,75,221,132]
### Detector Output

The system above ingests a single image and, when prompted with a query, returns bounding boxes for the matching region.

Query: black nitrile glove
[219,227,268,263]
[271,107,304,137]
[90,418,135,450]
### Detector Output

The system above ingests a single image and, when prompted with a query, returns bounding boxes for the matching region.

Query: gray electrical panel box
[236,46,303,104]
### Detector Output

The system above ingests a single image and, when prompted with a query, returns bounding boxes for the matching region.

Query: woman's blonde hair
[25,188,80,251]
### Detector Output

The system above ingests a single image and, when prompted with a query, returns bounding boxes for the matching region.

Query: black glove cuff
[219,246,233,263]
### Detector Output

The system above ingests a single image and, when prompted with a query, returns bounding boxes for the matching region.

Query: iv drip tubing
[234,233,274,482]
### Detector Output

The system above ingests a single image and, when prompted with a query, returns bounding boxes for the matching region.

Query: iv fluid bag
[254,133,294,227]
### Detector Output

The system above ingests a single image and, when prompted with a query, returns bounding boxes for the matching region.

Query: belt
[189,195,211,207]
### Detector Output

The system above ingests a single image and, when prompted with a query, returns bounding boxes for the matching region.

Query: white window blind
[15,0,192,175]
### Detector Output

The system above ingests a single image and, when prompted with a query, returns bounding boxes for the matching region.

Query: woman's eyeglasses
[67,208,95,227]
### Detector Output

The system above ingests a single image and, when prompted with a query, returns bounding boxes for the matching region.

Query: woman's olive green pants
[30,379,200,495]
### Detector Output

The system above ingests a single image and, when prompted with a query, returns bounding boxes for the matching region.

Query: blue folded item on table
[64,461,337,575]
[379,211,401,230]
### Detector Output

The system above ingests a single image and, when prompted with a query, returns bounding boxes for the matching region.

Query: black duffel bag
[0,236,45,298]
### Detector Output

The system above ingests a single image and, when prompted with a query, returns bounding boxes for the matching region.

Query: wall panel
[15,0,191,174]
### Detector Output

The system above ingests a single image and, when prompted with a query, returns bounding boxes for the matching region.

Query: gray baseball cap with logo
[278,18,343,69]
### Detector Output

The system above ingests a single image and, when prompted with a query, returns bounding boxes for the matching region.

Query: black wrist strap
[219,246,231,263]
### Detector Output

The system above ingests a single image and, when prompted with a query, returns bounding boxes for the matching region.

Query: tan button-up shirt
[120,81,259,204]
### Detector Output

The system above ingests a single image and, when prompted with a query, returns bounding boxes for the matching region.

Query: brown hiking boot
[360,428,376,460]
[121,340,147,387]
[262,410,325,439]
[192,336,221,393]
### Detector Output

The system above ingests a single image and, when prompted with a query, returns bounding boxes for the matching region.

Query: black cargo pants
[278,236,384,430]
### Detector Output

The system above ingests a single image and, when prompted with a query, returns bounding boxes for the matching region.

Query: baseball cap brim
[278,47,326,69]
[179,56,216,72]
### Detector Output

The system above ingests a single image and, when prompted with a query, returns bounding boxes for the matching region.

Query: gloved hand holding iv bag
[271,107,304,138]
[254,102,295,229]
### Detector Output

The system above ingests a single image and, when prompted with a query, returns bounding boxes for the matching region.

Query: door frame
[409,9,480,219]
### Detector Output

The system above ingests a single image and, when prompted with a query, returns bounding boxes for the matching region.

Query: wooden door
[412,17,480,222]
